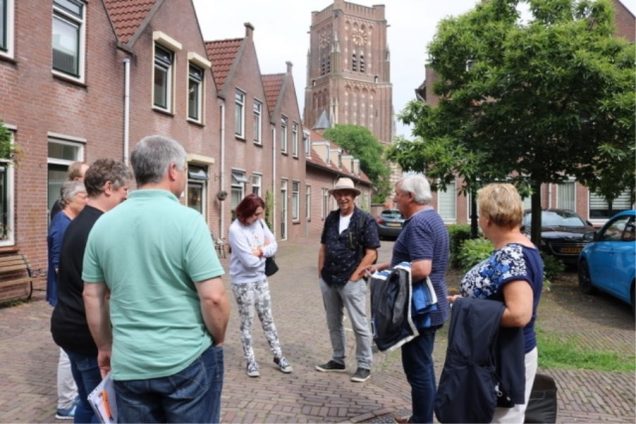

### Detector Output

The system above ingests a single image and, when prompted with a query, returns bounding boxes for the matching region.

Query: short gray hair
[397,174,432,205]
[130,135,187,185]
[60,180,86,208]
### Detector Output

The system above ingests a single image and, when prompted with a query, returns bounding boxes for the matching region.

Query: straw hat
[328,177,361,196]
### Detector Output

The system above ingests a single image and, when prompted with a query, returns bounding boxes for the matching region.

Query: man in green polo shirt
[83,135,230,423]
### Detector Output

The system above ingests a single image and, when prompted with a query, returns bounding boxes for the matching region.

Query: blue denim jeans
[66,350,102,424]
[401,328,438,423]
[114,345,224,423]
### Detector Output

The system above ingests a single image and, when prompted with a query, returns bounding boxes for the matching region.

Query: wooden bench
[0,254,33,304]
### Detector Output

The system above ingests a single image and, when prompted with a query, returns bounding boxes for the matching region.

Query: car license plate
[387,223,401,228]
[560,247,581,254]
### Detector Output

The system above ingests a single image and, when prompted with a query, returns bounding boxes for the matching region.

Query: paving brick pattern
[0,240,633,423]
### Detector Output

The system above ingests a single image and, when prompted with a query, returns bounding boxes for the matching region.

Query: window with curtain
[292,181,300,221]
[234,90,245,137]
[438,182,456,223]
[557,181,575,210]
[154,45,173,110]
[589,190,633,220]
[52,0,85,78]
[187,64,203,122]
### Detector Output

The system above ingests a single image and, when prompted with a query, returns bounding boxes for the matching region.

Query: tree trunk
[530,183,542,247]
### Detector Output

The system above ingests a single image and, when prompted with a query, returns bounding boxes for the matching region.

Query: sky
[193,0,636,138]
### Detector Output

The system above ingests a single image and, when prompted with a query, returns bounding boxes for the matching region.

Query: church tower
[304,0,393,146]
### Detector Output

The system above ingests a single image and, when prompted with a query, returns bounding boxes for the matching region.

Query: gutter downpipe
[123,57,131,164]
[272,125,276,234]
[220,102,226,239]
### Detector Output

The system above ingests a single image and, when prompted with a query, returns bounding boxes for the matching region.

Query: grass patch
[537,329,636,372]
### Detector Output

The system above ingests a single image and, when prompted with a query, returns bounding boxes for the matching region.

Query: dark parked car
[522,209,595,265]
[578,210,635,311]
[376,209,405,240]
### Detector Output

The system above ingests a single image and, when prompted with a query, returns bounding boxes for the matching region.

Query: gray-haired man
[83,135,230,423]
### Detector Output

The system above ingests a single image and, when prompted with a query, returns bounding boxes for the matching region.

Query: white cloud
[193,0,636,138]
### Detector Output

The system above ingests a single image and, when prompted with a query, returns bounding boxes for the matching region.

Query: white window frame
[153,44,175,112]
[187,63,204,123]
[0,0,15,59]
[304,130,311,158]
[0,125,15,246]
[292,122,299,157]
[52,0,86,82]
[234,90,245,138]
[438,182,457,224]
[186,164,208,219]
[231,169,247,212]
[291,180,300,221]
[280,179,288,240]
[253,100,262,145]
[251,173,262,196]
[305,185,311,221]
[280,116,288,153]
[47,133,85,216]
[321,188,330,219]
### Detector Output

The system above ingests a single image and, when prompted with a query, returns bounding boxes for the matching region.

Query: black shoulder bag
[260,221,279,277]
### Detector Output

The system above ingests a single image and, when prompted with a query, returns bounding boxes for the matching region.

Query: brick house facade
[2,0,369,283]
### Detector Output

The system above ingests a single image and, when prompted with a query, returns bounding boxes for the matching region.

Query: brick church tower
[304,0,393,147]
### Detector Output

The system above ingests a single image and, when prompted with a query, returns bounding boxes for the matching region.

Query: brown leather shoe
[394,416,411,423]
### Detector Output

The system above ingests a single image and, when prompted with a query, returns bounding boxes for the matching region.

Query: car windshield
[381,210,403,219]
[523,210,586,228]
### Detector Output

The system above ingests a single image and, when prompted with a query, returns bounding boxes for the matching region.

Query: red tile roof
[205,38,243,90]
[103,0,158,45]
[261,74,285,113]
[306,130,371,185]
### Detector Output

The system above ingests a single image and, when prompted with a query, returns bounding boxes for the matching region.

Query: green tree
[390,0,635,244]
[0,121,11,160]
[323,124,392,203]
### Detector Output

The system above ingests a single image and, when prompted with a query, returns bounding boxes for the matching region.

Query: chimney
[286,61,293,74]
[244,22,254,38]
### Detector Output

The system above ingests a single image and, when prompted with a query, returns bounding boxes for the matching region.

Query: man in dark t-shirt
[51,159,131,423]
[316,177,380,383]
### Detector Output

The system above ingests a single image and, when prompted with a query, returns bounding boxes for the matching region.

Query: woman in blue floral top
[451,183,543,422]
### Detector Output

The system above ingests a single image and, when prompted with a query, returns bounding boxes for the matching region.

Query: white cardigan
[227,218,277,285]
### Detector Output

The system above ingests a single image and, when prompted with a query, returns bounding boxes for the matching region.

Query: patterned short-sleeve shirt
[460,243,543,352]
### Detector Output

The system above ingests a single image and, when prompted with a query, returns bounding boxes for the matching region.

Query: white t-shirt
[339,212,353,234]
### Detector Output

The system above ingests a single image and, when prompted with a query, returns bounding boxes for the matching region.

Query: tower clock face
[352,28,368,46]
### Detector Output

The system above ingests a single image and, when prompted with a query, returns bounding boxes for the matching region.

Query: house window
[52,0,85,78]
[0,128,14,246]
[589,190,633,220]
[306,185,311,220]
[47,136,84,215]
[292,122,299,157]
[154,45,173,111]
[292,181,300,221]
[0,0,14,57]
[438,182,457,223]
[557,181,575,211]
[234,90,245,138]
[187,64,203,122]
[251,173,262,197]
[187,165,208,218]
[280,116,288,153]
[231,170,247,211]
[253,101,262,144]
[321,188,330,219]
[304,131,311,158]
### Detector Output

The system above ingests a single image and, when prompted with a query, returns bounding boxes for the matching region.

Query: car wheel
[578,260,596,294]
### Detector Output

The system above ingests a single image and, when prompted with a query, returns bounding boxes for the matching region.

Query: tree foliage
[389,0,635,243]
[323,124,392,203]
[0,121,11,160]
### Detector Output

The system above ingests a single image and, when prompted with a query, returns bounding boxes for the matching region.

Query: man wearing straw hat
[316,177,380,383]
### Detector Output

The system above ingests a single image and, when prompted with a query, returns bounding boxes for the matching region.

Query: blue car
[578,210,635,311]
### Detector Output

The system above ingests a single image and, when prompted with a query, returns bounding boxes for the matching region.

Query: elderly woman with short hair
[451,183,543,422]
[47,179,87,419]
